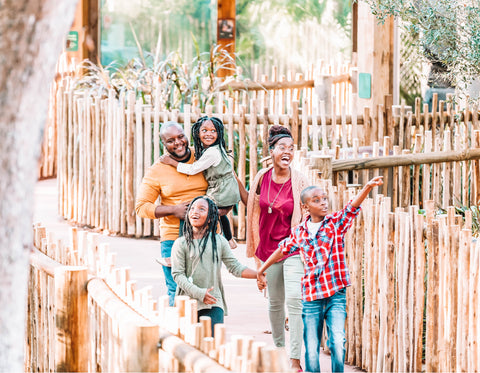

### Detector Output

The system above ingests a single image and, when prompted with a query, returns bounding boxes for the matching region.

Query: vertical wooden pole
[425,202,440,372]
[249,99,258,182]
[126,92,136,236]
[237,105,247,240]
[217,0,236,77]
[54,267,89,372]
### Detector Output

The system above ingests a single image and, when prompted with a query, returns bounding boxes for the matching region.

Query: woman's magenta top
[255,169,297,262]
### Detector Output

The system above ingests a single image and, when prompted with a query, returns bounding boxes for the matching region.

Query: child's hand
[203,287,217,304]
[367,176,383,188]
[159,154,176,166]
[256,272,267,291]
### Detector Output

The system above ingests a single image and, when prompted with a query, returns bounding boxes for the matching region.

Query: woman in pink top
[246,125,309,371]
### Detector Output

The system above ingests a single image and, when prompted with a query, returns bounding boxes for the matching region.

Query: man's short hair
[300,185,324,204]
[159,121,184,141]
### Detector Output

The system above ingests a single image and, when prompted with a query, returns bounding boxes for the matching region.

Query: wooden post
[356,2,395,110]
[425,205,440,372]
[249,99,258,182]
[311,155,332,180]
[125,91,136,236]
[217,0,236,77]
[237,105,247,240]
[54,266,89,372]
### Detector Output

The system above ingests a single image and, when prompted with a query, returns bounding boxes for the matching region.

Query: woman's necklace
[267,170,289,214]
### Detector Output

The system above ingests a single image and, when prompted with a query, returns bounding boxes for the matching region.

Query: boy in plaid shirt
[257,176,383,373]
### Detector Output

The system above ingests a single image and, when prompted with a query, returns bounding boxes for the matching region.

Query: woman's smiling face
[270,137,294,170]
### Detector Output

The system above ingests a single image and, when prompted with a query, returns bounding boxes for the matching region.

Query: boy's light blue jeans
[302,288,347,373]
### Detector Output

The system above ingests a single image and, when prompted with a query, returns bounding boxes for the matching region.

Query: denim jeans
[160,240,177,306]
[302,288,347,373]
[198,307,224,336]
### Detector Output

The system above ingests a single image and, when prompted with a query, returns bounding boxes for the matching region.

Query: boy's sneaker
[228,238,238,249]
[155,257,171,267]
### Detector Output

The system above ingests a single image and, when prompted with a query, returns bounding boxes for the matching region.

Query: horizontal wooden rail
[153,112,365,126]
[217,79,314,91]
[30,248,63,277]
[158,330,229,373]
[216,74,350,92]
[332,148,480,172]
[87,277,159,371]
[87,277,157,326]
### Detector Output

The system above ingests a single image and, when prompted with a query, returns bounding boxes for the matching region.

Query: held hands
[203,287,217,305]
[256,272,267,291]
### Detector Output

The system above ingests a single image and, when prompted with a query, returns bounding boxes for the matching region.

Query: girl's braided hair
[183,196,220,262]
[192,116,228,160]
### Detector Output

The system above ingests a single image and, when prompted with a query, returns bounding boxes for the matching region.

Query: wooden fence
[55,76,480,240]
[305,128,480,211]
[286,174,480,373]
[26,224,288,372]
[39,60,353,180]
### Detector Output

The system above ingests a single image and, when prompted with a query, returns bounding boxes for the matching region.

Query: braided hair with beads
[183,196,221,262]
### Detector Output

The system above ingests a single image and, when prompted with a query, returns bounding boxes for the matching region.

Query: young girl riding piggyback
[160,116,245,249]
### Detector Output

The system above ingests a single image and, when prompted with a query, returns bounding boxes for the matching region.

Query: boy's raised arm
[351,176,384,208]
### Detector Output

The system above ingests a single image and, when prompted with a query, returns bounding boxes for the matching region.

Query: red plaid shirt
[279,202,360,301]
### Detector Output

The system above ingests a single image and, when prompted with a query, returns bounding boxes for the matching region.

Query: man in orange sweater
[135,122,208,305]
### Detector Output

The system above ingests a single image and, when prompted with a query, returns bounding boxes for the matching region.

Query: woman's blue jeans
[302,288,347,373]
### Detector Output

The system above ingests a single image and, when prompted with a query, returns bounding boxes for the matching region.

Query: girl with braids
[160,116,246,250]
[171,196,263,335]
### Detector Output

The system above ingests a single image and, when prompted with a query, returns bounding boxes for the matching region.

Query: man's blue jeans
[302,288,347,373]
[160,240,177,306]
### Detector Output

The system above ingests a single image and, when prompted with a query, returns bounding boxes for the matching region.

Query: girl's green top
[171,233,247,314]
[203,145,240,207]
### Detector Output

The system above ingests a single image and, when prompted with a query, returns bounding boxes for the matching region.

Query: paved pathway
[34,178,362,372]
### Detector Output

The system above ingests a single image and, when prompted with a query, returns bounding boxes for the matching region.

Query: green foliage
[73,40,238,112]
[361,0,480,88]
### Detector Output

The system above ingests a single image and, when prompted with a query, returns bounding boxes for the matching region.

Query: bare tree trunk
[0,0,78,370]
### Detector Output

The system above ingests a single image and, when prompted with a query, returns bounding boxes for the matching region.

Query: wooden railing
[26,224,288,372]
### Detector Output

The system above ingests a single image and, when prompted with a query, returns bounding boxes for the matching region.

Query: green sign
[358,72,371,99]
[66,31,79,52]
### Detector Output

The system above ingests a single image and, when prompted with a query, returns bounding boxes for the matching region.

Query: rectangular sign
[66,31,79,52]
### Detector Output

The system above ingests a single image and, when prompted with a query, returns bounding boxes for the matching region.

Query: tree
[361,0,480,92]
[0,0,78,370]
